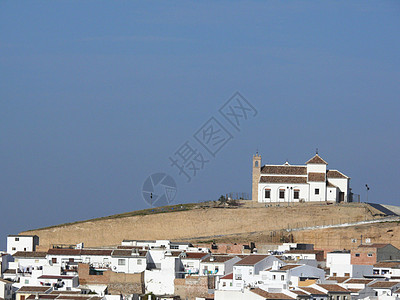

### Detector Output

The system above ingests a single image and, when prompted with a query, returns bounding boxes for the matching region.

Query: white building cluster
[2,235,400,300]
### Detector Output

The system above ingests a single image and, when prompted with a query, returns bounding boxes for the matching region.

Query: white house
[7,235,39,255]
[215,287,296,300]
[36,274,79,291]
[144,249,183,296]
[110,249,147,273]
[327,250,373,277]
[232,255,283,290]
[179,252,210,275]
[0,278,14,300]
[373,262,400,279]
[12,251,48,269]
[200,255,241,277]
[259,262,325,289]
[46,249,82,268]
[0,253,14,277]
[252,153,351,203]
[368,281,400,297]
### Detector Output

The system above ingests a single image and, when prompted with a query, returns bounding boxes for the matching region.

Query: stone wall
[174,276,210,300]
[78,263,144,294]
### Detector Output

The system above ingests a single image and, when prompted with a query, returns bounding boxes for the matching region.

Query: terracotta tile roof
[345,278,373,284]
[111,249,147,257]
[38,275,75,279]
[291,290,308,296]
[8,234,38,238]
[17,286,52,293]
[0,278,13,284]
[221,273,233,280]
[306,155,328,165]
[374,262,400,268]
[326,170,348,179]
[47,249,81,256]
[347,288,362,293]
[327,181,338,188]
[56,297,92,300]
[235,255,269,266]
[261,165,307,176]
[13,251,47,258]
[202,255,237,263]
[279,264,301,271]
[251,288,295,299]
[260,176,307,184]
[308,172,326,182]
[317,284,350,293]
[167,251,183,257]
[182,252,208,259]
[395,288,400,294]
[26,295,58,300]
[369,281,400,288]
[117,245,147,250]
[286,250,323,255]
[50,292,82,295]
[358,243,389,248]
[80,249,112,256]
[299,287,326,295]
[326,276,350,283]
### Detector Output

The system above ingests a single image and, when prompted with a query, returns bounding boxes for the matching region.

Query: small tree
[218,195,227,206]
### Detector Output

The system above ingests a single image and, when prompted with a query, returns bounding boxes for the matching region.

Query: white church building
[252,153,351,203]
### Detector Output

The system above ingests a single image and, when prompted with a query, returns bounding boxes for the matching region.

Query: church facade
[252,153,351,203]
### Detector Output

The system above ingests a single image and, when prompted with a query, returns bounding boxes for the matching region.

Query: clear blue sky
[1,1,399,250]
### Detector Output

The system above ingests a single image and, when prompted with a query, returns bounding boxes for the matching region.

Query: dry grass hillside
[20,201,383,250]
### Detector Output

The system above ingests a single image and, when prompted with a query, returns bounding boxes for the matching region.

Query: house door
[339,192,344,202]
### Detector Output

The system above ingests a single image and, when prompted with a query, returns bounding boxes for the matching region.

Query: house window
[344,273,350,277]
[368,253,373,257]
[333,273,337,276]
[294,190,300,200]
[273,275,276,280]
[52,258,57,264]
[281,275,284,281]
[223,282,226,287]
[15,237,19,241]
[137,259,142,265]
[279,190,285,199]
[69,258,74,262]
[170,245,179,249]
[255,161,259,167]
[315,188,319,195]
[35,259,39,263]
[355,253,360,257]
[265,189,271,199]
[12,247,16,251]
[118,259,126,266]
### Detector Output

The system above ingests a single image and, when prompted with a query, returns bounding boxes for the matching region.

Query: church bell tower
[252,153,261,201]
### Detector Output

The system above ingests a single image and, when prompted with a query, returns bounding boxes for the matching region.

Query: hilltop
[20,200,400,251]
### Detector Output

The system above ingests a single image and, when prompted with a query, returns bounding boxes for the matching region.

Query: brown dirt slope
[20,202,377,249]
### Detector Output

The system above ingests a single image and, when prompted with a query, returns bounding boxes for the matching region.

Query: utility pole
[150,192,153,208]
[365,184,370,202]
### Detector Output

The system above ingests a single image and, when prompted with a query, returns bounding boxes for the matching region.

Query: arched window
[255,161,259,167]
